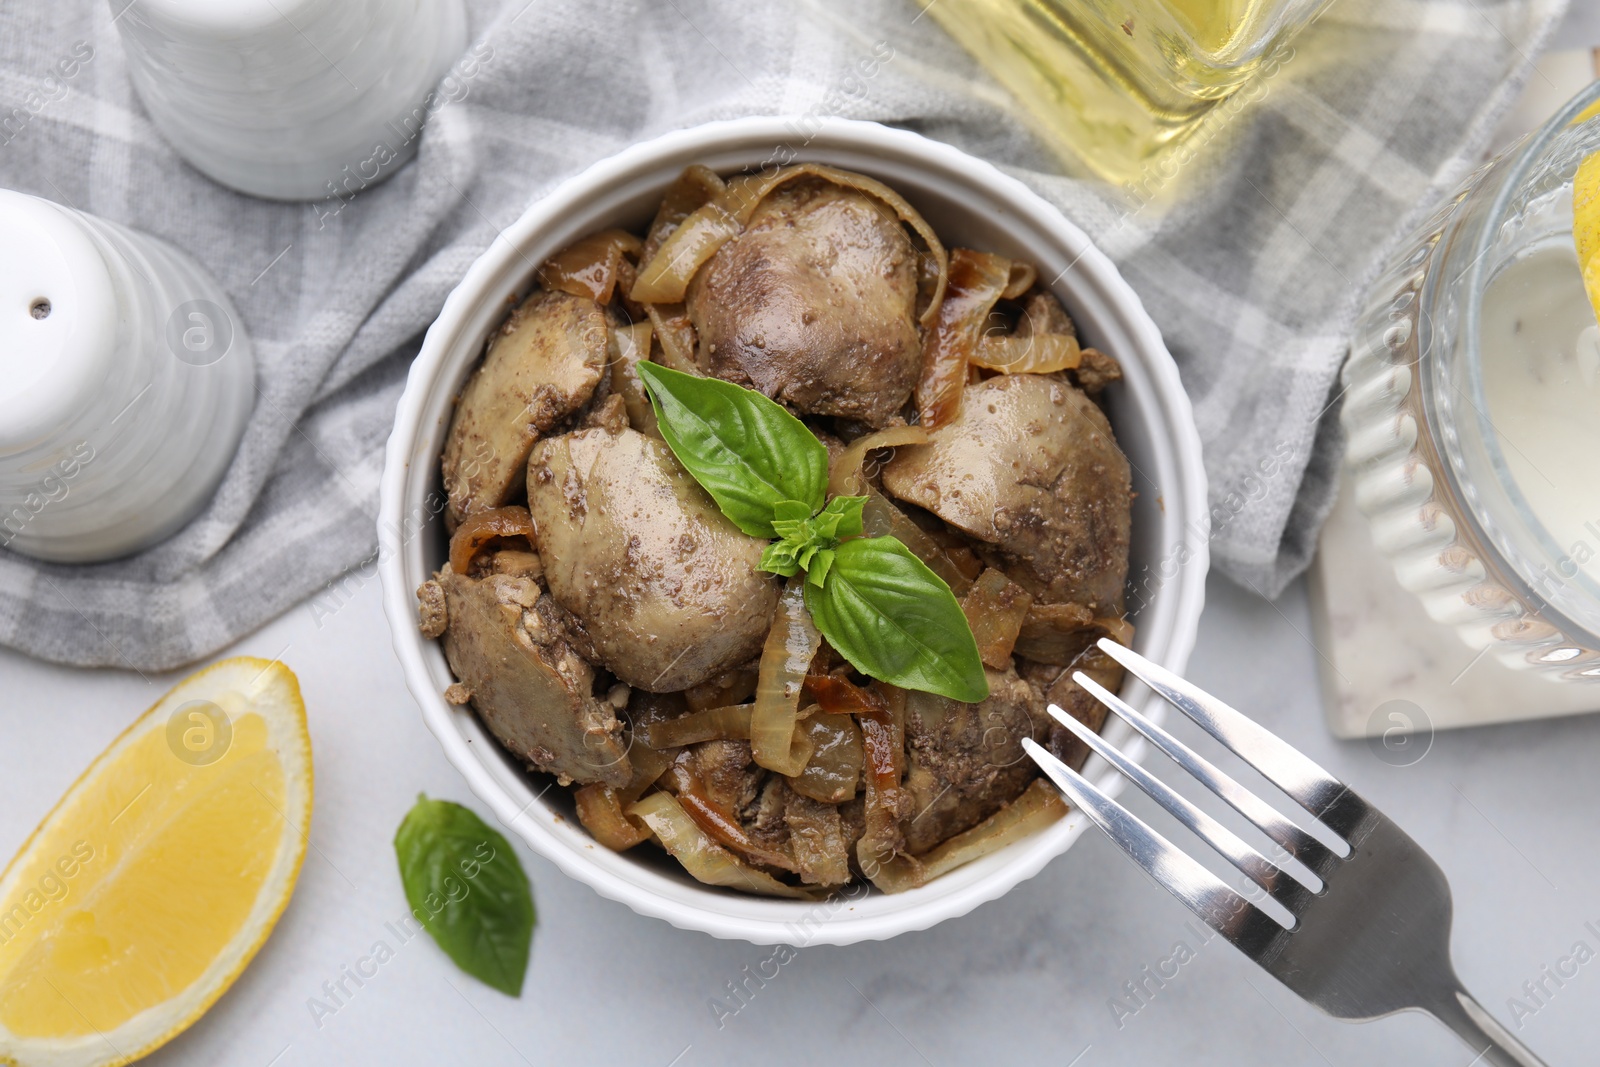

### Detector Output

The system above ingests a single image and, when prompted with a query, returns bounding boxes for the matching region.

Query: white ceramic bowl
[379,117,1208,945]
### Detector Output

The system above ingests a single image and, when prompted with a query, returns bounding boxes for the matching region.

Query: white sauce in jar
[1480,240,1600,586]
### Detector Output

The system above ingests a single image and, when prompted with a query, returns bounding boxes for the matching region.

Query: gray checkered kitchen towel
[0,0,1567,670]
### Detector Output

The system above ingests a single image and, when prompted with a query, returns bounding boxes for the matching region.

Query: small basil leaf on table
[636,362,828,537]
[805,537,989,703]
[394,794,536,996]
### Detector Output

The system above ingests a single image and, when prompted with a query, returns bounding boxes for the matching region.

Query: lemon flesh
[1574,149,1600,324]
[0,658,311,1067]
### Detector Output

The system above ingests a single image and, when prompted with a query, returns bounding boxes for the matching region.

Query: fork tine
[1071,670,1340,881]
[1096,639,1368,841]
[1023,739,1287,954]
[1046,703,1312,910]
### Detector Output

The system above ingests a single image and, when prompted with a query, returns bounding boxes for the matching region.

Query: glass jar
[1341,82,1600,681]
[925,0,1337,187]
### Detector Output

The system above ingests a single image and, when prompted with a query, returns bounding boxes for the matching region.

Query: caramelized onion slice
[448,506,535,575]
[630,791,815,898]
[914,248,1012,428]
[661,755,799,872]
[751,576,823,776]
[970,332,1082,374]
[630,163,949,321]
[619,743,673,804]
[573,741,671,852]
[946,543,985,582]
[644,302,699,374]
[786,711,863,804]
[1001,260,1037,300]
[803,672,886,717]
[867,779,1067,892]
[676,787,796,873]
[828,425,929,498]
[642,164,726,263]
[785,795,852,887]
[1013,602,1123,665]
[1022,601,1095,632]
[574,785,651,850]
[961,568,1034,669]
[644,704,753,748]
[538,229,642,304]
[1097,616,1136,646]
[854,685,908,873]
[607,321,658,434]
[629,198,745,304]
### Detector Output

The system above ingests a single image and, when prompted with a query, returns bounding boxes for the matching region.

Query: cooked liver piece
[416,579,448,638]
[683,741,853,884]
[434,568,630,788]
[692,739,764,815]
[900,664,1048,855]
[526,426,780,692]
[1016,290,1076,339]
[1017,648,1123,772]
[881,374,1132,613]
[686,178,921,427]
[441,289,607,523]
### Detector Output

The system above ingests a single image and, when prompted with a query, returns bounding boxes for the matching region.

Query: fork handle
[1427,987,1548,1067]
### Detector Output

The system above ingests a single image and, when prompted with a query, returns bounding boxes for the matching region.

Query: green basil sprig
[761,495,865,588]
[635,362,827,538]
[394,795,536,996]
[637,362,987,703]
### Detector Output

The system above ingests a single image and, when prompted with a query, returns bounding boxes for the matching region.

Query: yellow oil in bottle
[927,0,1331,190]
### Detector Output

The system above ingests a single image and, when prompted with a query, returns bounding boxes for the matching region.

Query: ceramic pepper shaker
[110,0,469,201]
[0,189,255,562]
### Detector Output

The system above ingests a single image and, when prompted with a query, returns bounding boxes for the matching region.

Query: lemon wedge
[1573,149,1600,323]
[0,658,312,1067]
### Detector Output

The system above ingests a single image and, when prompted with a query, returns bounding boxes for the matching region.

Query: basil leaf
[759,539,801,577]
[805,537,989,703]
[807,547,836,588]
[805,508,843,542]
[771,517,809,541]
[819,495,866,538]
[394,795,536,996]
[773,499,813,523]
[637,362,827,538]
[795,541,824,570]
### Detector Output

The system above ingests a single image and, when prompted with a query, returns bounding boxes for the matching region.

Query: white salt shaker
[0,189,255,562]
[110,0,469,201]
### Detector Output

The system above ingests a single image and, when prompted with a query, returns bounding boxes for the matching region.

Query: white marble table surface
[6,7,1600,1066]
[8,572,1600,1067]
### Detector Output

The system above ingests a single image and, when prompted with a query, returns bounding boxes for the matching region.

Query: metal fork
[1024,639,1548,1067]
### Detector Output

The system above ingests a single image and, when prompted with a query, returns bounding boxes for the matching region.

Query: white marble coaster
[1309,477,1599,739]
